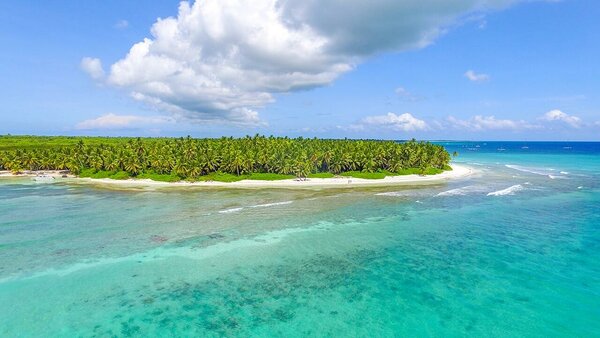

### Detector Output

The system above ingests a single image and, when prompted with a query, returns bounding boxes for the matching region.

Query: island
[0,135,469,187]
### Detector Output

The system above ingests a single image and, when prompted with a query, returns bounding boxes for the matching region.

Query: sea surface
[0,141,599,337]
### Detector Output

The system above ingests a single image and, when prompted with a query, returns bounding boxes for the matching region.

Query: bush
[109,171,130,180]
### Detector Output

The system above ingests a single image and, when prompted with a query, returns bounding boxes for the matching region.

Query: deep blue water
[0,141,599,337]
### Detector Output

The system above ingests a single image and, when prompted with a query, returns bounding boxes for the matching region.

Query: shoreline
[0,164,473,189]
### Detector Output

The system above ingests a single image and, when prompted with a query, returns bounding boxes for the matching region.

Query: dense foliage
[0,135,451,179]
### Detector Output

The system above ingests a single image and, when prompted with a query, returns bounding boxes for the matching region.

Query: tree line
[0,135,452,178]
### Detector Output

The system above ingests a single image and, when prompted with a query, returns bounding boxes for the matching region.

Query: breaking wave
[218,207,244,214]
[506,164,555,176]
[487,184,524,196]
[436,185,487,197]
[219,201,293,213]
[249,201,293,208]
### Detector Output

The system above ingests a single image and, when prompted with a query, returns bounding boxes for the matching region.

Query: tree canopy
[0,135,451,180]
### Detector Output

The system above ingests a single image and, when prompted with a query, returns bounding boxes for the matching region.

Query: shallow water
[1,142,599,336]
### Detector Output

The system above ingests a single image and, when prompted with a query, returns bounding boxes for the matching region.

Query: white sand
[0,170,75,178]
[1,164,473,189]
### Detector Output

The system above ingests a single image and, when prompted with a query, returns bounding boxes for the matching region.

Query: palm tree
[0,135,452,180]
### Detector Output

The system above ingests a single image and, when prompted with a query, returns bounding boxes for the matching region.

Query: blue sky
[0,0,598,140]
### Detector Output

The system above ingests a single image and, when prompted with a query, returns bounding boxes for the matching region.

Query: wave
[506,164,555,176]
[218,207,244,214]
[487,184,524,196]
[249,201,293,208]
[375,191,412,197]
[218,200,293,213]
[436,185,487,197]
[506,164,570,180]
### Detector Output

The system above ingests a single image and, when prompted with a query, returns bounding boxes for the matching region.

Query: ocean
[0,141,599,337]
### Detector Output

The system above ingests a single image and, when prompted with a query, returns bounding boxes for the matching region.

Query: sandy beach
[0,164,473,189]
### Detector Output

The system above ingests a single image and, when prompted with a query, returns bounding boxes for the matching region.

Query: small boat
[32,175,55,182]
[521,146,529,149]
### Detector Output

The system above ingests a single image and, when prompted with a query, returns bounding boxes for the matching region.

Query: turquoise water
[1,142,599,337]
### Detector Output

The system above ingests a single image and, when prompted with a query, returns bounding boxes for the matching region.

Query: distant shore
[0,164,473,189]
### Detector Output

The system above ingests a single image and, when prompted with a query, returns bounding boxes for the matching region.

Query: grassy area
[79,169,131,180]
[137,171,181,182]
[77,166,450,182]
[308,172,335,178]
[340,171,388,179]
[77,170,295,183]
[194,172,295,182]
[245,173,295,180]
[341,167,449,179]
[394,168,445,175]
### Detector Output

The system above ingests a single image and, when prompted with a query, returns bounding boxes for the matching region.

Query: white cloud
[114,20,129,29]
[362,112,429,132]
[447,115,534,130]
[395,87,420,101]
[85,0,519,125]
[80,57,105,80]
[76,113,173,130]
[464,70,490,82]
[540,109,581,127]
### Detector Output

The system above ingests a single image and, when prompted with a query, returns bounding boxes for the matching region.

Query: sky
[0,0,598,140]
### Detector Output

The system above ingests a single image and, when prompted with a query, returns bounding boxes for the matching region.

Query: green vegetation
[307,172,335,179]
[245,173,295,181]
[79,169,131,180]
[195,172,294,182]
[137,171,180,182]
[341,171,388,179]
[0,135,452,180]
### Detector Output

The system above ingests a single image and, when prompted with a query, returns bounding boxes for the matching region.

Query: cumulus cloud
[80,57,105,80]
[540,109,581,127]
[447,115,534,130]
[84,0,519,125]
[76,113,173,130]
[362,113,429,132]
[464,70,490,82]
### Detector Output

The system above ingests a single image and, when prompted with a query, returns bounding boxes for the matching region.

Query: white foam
[487,184,524,196]
[218,207,244,214]
[436,185,487,197]
[249,201,293,208]
[375,191,411,197]
[577,186,583,189]
[560,171,569,175]
[506,164,555,176]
